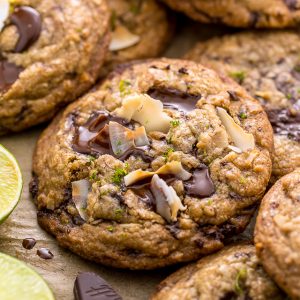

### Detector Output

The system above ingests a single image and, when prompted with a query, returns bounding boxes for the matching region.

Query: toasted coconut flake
[150,174,186,222]
[228,145,242,154]
[217,107,255,152]
[109,121,149,156]
[124,161,192,186]
[72,179,90,220]
[109,25,140,51]
[109,121,135,156]
[114,94,172,133]
[0,0,9,32]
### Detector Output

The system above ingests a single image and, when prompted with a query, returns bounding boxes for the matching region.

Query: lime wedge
[0,252,55,300]
[0,144,22,223]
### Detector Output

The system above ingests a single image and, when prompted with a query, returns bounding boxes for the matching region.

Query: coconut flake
[228,145,242,154]
[109,25,140,51]
[72,179,90,220]
[150,174,186,222]
[109,121,149,156]
[124,161,192,186]
[114,94,172,133]
[0,0,9,32]
[217,107,255,152]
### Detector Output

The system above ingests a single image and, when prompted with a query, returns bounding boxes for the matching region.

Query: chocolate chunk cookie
[186,31,300,180]
[103,0,173,76]
[32,58,273,270]
[161,0,300,28]
[0,0,110,135]
[255,168,300,299]
[151,244,285,300]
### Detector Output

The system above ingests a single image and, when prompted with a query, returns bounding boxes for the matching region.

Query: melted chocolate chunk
[185,167,215,197]
[267,107,300,142]
[0,60,23,91]
[72,111,153,162]
[147,87,201,113]
[10,6,42,53]
[22,238,36,250]
[37,248,54,259]
[74,272,122,300]
[227,90,239,101]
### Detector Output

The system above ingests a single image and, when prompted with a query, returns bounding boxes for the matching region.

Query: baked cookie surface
[31,58,273,269]
[0,0,110,134]
[255,168,300,299]
[151,244,285,300]
[103,0,173,76]
[186,31,300,180]
[161,0,300,28]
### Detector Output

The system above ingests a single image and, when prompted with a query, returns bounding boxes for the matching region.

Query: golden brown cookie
[185,30,300,180]
[255,168,300,299]
[161,0,300,28]
[31,58,273,269]
[0,0,110,135]
[151,244,285,300]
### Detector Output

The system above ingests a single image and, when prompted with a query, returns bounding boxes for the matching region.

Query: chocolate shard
[74,272,122,300]
[185,167,215,197]
[10,6,42,53]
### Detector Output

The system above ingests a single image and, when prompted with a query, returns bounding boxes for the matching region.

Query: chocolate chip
[10,6,42,53]
[37,248,54,259]
[22,238,36,250]
[185,167,215,198]
[0,60,23,91]
[227,90,239,101]
[29,175,39,200]
[74,272,122,300]
[178,67,189,75]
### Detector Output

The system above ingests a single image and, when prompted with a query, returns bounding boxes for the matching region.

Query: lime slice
[0,252,55,300]
[0,144,22,223]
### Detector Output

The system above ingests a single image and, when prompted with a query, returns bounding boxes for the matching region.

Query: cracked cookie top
[32,58,273,269]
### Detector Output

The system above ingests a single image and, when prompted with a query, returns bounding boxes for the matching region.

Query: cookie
[185,31,300,180]
[103,0,173,76]
[0,0,110,135]
[162,0,300,28]
[255,168,300,299]
[31,58,273,270]
[151,244,285,300]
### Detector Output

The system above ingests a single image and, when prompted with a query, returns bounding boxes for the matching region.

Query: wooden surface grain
[0,19,228,300]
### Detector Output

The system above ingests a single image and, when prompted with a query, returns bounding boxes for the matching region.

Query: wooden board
[0,19,229,300]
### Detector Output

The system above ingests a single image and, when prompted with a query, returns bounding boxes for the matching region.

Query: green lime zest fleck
[239,176,247,185]
[89,170,97,180]
[163,148,174,162]
[239,112,247,119]
[170,120,180,127]
[112,167,128,185]
[115,208,124,219]
[119,79,132,96]
[234,268,247,295]
[229,71,246,83]
[286,93,292,100]
[107,225,114,232]
[207,199,213,206]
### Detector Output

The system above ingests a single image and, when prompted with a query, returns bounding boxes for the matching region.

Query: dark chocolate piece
[227,90,239,101]
[185,167,215,197]
[37,248,54,259]
[72,111,153,162]
[284,0,298,10]
[147,87,201,113]
[10,6,42,53]
[74,272,122,300]
[267,107,300,142]
[0,60,23,91]
[22,238,36,250]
